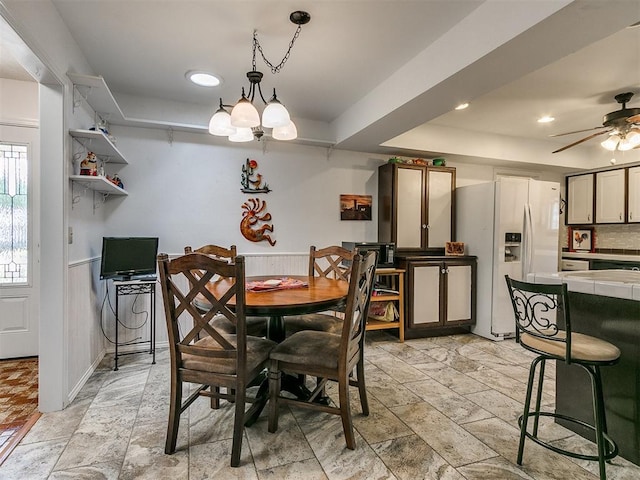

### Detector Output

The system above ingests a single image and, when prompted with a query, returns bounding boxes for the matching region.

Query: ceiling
[3,1,640,171]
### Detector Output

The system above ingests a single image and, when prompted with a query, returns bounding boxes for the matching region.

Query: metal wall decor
[241,158,271,193]
[240,198,276,246]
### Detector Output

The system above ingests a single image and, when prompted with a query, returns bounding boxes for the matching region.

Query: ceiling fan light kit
[552,91,640,153]
[207,10,310,142]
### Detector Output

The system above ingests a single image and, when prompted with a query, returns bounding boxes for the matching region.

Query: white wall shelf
[69,175,128,196]
[68,72,125,122]
[69,129,128,164]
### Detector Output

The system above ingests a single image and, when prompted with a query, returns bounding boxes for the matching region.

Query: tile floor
[0,357,39,453]
[1,332,639,479]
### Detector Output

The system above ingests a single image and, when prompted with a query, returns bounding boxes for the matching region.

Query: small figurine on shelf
[79,152,98,176]
[110,174,124,189]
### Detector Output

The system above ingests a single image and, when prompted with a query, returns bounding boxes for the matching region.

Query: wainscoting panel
[67,258,105,403]
[65,253,310,401]
[243,253,308,277]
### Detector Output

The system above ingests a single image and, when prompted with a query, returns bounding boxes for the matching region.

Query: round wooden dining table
[205,275,349,342]
[204,275,349,412]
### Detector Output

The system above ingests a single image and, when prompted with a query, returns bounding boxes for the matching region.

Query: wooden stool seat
[521,331,621,363]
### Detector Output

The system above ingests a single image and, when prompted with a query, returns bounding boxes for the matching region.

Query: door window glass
[0,143,28,284]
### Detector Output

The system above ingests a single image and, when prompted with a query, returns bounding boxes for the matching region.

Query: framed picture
[445,241,465,256]
[340,194,372,220]
[569,227,594,252]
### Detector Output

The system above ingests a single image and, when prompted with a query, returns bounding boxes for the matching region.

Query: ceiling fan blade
[549,126,607,137]
[552,129,612,154]
[627,114,640,124]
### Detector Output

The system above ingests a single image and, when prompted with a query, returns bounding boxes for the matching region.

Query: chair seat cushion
[212,315,268,337]
[285,313,343,335]
[521,331,620,363]
[270,330,341,369]
[182,334,276,375]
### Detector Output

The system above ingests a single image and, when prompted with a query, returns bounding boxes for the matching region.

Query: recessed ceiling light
[186,70,221,87]
[455,103,469,110]
[537,116,555,123]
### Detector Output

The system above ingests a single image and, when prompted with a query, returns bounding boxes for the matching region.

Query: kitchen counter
[562,252,640,262]
[531,270,640,301]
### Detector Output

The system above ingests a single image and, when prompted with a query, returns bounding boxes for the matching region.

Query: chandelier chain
[252,24,303,75]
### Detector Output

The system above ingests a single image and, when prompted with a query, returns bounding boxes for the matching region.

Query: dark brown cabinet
[378,163,455,252]
[397,256,476,339]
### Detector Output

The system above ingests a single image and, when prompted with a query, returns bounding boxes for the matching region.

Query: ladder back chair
[185,244,268,337]
[285,245,356,336]
[268,251,377,450]
[158,252,276,467]
[505,275,620,480]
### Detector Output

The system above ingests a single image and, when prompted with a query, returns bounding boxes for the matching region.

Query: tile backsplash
[561,223,640,251]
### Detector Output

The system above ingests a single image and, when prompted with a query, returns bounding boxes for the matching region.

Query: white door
[446,264,471,322]
[426,170,452,247]
[527,180,560,274]
[396,167,424,249]
[412,264,440,325]
[596,170,625,224]
[567,174,594,225]
[628,166,640,223]
[0,125,40,358]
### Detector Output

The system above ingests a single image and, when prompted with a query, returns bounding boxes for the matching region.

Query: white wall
[100,126,383,256]
[0,78,38,124]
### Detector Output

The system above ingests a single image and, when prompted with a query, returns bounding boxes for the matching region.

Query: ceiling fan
[551,92,640,153]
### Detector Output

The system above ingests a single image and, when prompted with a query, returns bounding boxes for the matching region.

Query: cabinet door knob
[422,224,427,229]
[620,213,622,220]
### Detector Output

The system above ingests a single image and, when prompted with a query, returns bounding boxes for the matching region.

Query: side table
[112,279,157,371]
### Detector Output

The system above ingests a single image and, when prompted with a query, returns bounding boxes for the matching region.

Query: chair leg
[211,386,220,409]
[230,383,246,467]
[338,372,355,449]
[165,377,182,454]
[532,359,546,437]
[356,359,369,416]
[518,356,542,465]
[268,360,281,433]
[589,365,609,480]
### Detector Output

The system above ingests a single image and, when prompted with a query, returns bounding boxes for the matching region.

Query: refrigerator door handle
[523,203,534,278]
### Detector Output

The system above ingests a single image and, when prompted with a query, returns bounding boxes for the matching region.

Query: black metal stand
[113,279,156,371]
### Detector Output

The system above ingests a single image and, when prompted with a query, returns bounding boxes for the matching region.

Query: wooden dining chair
[505,275,619,480]
[185,244,268,337]
[158,252,276,467]
[284,245,355,336]
[268,251,377,449]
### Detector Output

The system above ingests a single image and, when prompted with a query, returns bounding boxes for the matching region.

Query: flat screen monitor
[100,237,159,280]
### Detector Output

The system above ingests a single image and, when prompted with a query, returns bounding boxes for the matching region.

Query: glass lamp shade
[208,109,236,136]
[272,120,298,141]
[230,98,260,128]
[228,127,254,142]
[619,130,640,150]
[600,134,620,151]
[262,99,291,128]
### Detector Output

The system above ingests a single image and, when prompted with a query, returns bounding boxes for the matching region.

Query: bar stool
[504,276,620,480]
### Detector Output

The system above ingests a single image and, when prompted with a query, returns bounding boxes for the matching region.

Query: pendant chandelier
[208,11,310,142]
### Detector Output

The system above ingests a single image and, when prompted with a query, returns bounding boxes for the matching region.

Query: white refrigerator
[456,177,560,340]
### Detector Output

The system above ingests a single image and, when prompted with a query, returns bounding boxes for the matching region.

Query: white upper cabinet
[595,169,625,224]
[628,166,640,223]
[567,174,594,225]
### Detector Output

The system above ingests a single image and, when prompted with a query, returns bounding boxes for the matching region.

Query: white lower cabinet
[398,256,476,339]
